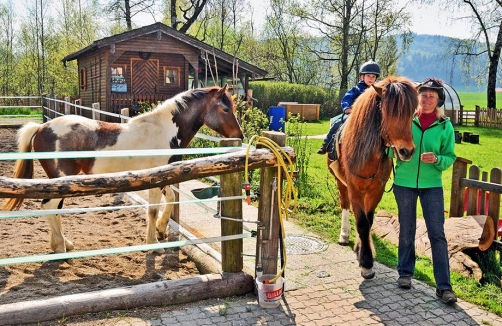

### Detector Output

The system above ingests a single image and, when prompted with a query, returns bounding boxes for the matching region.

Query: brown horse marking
[328,76,418,279]
[2,85,243,254]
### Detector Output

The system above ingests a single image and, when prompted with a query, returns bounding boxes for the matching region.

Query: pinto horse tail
[1,122,41,211]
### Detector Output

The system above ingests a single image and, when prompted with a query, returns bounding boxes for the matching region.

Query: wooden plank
[460,178,502,194]
[449,157,471,217]
[220,138,243,273]
[467,166,480,216]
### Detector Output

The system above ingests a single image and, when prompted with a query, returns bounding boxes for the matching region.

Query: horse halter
[381,127,395,149]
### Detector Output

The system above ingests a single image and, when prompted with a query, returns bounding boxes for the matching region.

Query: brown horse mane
[343,76,417,172]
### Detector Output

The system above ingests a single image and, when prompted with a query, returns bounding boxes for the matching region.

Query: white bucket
[256,274,285,308]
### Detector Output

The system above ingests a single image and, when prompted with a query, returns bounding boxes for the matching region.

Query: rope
[0,146,248,161]
[0,233,251,266]
[0,195,245,219]
[245,135,297,284]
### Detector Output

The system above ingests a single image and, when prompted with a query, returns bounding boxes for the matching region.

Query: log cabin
[61,22,267,121]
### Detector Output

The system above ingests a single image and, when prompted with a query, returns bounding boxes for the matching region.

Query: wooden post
[475,105,480,127]
[64,97,71,115]
[480,171,488,215]
[256,131,286,277]
[467,165,480,216]
[172,183,179,225]
[120,108,129,123]
[488,168,501,235]
[219,138,243,273]
[74,99,82,116]
[450,157,472,217]
[92,103,100,120]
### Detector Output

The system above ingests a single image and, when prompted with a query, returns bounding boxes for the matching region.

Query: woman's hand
[420,152,438,164]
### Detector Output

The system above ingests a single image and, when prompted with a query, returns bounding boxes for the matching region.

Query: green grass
[0,108,42,116]
[285,120,502,316]
[458,92,502,110]
[295,119,330,136]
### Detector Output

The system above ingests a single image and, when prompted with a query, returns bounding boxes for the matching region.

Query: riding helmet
[418,77,445,107]
[359,60,381,77]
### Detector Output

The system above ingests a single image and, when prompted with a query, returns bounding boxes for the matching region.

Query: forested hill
[396,34,486,92]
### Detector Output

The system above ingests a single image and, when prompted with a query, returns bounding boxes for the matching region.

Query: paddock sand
[0,126,200,309]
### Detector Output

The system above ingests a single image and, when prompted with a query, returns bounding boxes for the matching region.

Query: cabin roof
[61,22,268,78]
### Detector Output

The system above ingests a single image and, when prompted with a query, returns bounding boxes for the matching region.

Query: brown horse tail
[1,122,41,211]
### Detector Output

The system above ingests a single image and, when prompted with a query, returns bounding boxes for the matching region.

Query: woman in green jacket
[393,77,457,304]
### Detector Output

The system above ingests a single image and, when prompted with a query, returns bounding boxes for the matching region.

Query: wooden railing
[110,93,170,115]
[458,106,502,128]
[449,157,502,252]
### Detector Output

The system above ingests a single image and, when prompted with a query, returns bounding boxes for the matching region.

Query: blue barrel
[268,106,286,132]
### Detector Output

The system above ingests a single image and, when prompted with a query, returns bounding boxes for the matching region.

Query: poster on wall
[111,66,127,92]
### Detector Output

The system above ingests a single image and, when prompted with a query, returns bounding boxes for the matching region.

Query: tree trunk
[487,20,502,109]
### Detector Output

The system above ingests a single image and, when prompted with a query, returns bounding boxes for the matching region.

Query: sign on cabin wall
[111,66,127,93]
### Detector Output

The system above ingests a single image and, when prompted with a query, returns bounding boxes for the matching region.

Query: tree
[256,0,332,86]
[163,0,208,33]
[291,0,412,106]
[107,0,156,30]
[0,1,15,95]
[361,0,412,77]
[418,0,502,109]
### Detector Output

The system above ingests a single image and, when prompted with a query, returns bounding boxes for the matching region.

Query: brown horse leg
[335,179,351,245]
[43,198,75,253]
[156,186,175,241]
[354,208,376,279]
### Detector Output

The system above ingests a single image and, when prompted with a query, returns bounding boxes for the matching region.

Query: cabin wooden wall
[78,50,107,119]
[76,33,199,116]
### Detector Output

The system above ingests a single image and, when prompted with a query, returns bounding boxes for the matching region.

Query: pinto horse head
[200,85,244,140]
[373,76,417,162]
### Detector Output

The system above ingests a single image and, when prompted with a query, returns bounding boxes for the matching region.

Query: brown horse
[2,85,243,253]
[328,76,418,279]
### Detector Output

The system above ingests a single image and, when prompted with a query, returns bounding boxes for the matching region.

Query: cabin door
[131,58,159,94]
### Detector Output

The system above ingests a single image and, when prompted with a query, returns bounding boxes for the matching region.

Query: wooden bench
[278,102,320,121]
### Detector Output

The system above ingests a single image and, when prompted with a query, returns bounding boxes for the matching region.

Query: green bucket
[191,186,220,199]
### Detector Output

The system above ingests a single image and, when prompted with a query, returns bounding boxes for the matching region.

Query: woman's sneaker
[397,276,412,289]
[436,289,457,304]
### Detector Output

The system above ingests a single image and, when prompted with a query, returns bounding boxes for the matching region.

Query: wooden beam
[0,272,253,326]
[0,147,296,199]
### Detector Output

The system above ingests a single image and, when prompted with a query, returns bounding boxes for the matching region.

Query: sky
[3,0,475,40]
[251,0,474,40]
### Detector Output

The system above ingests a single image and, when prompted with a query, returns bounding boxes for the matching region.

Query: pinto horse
[1,85,243,253]
[328,76,418,279]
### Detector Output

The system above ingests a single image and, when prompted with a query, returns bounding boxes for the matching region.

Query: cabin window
[111,65,127,92]
[164,66,180,85]
[79,68,87,90]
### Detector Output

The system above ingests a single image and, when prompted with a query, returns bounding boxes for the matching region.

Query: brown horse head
[373,76,417,161]
[199,85,244,140]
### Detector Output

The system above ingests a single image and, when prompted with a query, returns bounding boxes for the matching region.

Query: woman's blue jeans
[393,185,452,291]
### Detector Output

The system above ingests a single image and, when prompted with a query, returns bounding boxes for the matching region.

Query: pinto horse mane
[129,86,234,123]
[343,76,417,172]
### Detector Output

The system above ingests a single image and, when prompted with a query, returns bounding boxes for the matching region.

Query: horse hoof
[157,231,167,241]
[338,238,349,246]
[65,240,74,251]
[361,270,375,279]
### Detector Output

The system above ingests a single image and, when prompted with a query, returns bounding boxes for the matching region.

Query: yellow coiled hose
[245,135,297,284]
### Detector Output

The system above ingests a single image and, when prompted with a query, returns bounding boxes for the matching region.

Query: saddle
[327,122,346,161]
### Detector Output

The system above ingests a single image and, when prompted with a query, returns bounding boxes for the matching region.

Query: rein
[348,131,395,193]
